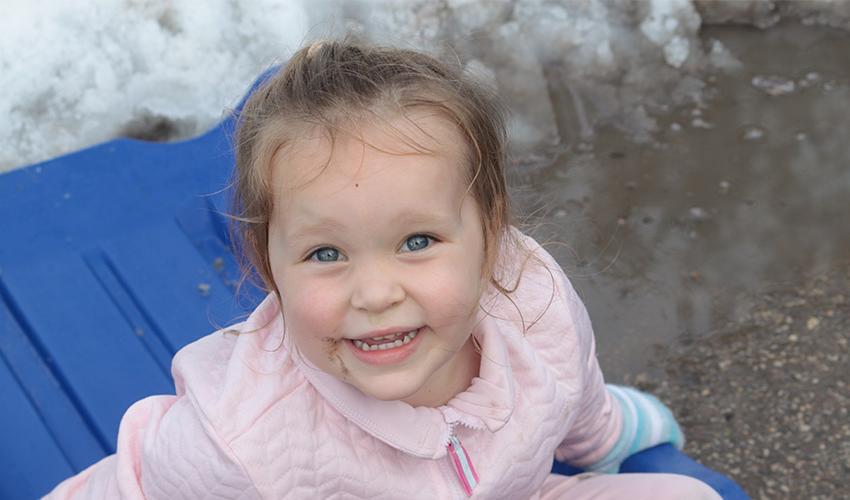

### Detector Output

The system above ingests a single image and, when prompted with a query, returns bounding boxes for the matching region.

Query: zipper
[446,432,479,497]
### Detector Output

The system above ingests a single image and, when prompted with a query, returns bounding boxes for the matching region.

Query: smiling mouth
[349,329,420,352]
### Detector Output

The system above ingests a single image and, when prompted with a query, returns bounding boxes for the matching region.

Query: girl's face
[267,111,487,406]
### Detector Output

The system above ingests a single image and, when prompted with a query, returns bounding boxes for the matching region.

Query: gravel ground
[626,264,850,499]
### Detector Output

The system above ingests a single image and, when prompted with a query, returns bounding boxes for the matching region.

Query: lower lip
[346,328,424,366]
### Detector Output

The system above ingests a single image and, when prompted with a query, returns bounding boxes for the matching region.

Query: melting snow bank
[1,0,848,172]
[0,0,309,172]
[328,0,734,151]
[695,0,850,30]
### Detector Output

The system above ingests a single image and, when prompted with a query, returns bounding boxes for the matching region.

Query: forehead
[275,110,467,182]
[269,111,471,216]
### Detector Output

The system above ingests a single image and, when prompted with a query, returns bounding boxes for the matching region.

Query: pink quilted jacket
[46,232,624,499]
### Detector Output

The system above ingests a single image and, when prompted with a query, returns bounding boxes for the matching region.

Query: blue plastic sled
[0,69,748,499]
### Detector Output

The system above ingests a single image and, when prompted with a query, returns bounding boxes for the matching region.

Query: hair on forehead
[270,105,472,196]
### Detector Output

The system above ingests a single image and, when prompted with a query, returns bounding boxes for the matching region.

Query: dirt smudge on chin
[322,336,349,377]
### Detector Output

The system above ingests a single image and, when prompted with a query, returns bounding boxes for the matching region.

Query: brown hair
[228,38,529,320]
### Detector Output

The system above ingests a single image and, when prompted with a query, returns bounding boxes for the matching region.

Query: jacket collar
[249,293,516,459]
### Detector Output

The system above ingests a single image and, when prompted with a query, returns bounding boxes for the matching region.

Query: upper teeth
[352,330,418,351]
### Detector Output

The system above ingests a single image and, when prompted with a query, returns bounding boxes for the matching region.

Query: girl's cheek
[284,280,345,335]
[415,262,481,320]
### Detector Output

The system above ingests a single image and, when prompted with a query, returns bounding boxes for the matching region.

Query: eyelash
[306,234,438,263]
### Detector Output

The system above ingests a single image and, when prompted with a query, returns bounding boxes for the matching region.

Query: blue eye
[402,234,433,252]
[309,247,341,262]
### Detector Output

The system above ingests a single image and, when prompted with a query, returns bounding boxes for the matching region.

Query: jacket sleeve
[44,389,259,499]
[533,238,683,473]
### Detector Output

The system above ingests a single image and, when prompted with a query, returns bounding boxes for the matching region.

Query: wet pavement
[512,21,850,380]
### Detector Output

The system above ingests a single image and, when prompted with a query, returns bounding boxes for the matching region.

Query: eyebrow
[289,210,455,242]
[288,218,347,242]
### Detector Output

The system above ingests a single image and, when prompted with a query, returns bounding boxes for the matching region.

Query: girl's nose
[350,268,405,314]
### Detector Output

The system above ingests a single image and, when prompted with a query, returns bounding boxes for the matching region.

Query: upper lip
[347,326,422,341]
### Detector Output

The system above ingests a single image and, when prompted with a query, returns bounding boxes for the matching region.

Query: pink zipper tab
[447,435,479,496]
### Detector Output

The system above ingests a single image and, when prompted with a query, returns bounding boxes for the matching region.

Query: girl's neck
[402,336,481,408]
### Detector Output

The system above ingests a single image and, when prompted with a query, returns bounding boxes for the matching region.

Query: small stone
[719,180,730,193]
[742,126,765,140]
[752,75,796,96]
[689,207,709,221]
[670,122,682,132]
[788,334,798,342]
[691,118,714,129]
[806,317,820,330]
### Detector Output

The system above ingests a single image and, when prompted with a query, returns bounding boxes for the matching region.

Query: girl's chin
[352,378,423,403]
[346,365,453,407]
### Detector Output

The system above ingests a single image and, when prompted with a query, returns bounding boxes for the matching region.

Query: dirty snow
[1,0,847,172]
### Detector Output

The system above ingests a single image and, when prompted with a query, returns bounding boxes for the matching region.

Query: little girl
[47,41,720,499]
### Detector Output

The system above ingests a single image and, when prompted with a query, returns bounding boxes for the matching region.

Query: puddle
[512,22,850,380]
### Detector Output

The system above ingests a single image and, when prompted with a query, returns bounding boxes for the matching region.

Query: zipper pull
[447,434,479,497]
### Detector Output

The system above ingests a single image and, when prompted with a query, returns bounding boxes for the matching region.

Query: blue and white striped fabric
[588,385,685,473]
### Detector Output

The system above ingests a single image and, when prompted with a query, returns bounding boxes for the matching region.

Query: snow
[1,0,309,171]
[1,0,847,172]
[640,0,701,68]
